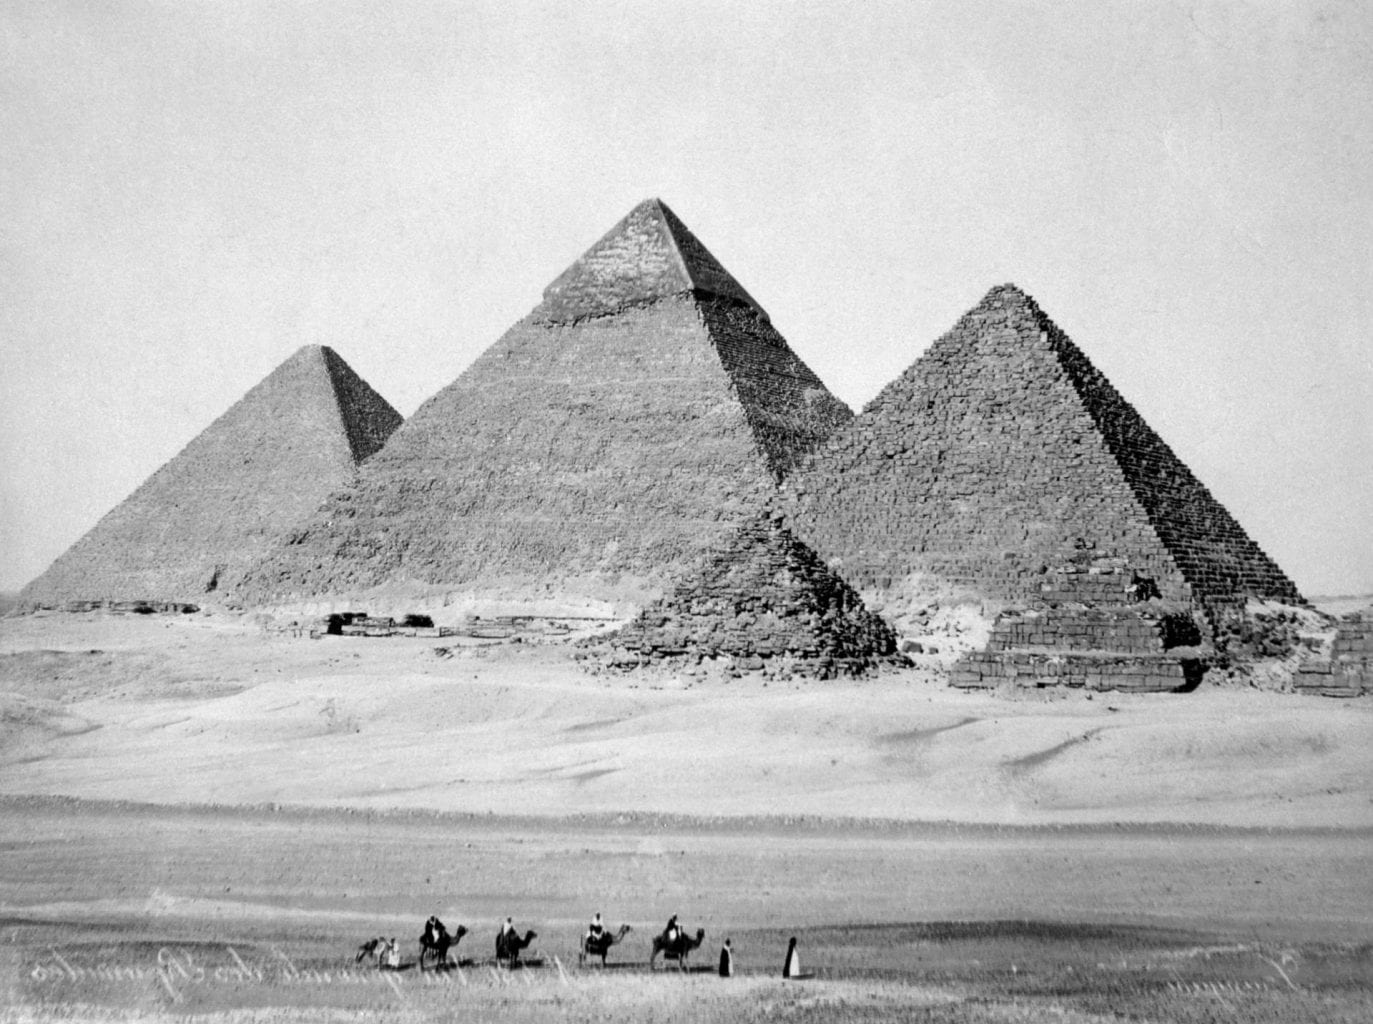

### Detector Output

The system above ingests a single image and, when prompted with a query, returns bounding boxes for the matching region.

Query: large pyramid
[782,284,1303,623]
[234,200,852,611]
[21,345,402,607]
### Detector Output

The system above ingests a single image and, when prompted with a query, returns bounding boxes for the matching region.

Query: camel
[355,937,387,965]
[495,928,538,966]
[650,927,705,971]
[579,924,632,967]
[417,918,468,971]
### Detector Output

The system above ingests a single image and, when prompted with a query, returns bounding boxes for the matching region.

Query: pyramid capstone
[233,201,851,612]
[782,284,1303,624]
[21,345,402,607]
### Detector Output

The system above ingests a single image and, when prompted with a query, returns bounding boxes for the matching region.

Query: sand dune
[2,613,1369,828]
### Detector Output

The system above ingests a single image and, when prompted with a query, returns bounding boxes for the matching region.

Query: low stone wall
[951,650,1200,692]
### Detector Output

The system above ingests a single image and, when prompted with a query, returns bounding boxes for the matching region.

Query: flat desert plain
[1,611,1371,1023]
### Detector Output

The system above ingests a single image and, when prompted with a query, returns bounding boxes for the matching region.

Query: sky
[2,0,1370,597]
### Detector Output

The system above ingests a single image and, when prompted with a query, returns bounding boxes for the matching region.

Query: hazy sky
[3,1,1370,596]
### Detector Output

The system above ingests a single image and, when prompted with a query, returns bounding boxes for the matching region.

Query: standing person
[718,938,734,977]
[497,917,515,962]
[782,936,799,979]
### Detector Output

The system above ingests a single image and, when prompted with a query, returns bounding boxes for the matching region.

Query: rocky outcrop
[21,346,401,607]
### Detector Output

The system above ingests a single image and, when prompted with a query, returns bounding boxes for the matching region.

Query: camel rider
[501,917,515,939]
[587,912,605,944]
[665,914,679,944]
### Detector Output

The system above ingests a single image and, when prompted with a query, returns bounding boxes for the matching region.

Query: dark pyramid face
[604,513,899,675]
[21,346,402,607]
[783,284,1302,615]
[234,200,851,612]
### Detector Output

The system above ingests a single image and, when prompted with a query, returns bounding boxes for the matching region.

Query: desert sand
[1,611,1370,827]
[2,610,1371,1023]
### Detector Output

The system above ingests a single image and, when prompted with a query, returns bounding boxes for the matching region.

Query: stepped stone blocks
[1294,610,1372,697]
[21,345,402,607]
[583,514,903,678]
[950,565,1208,692]
[233,199,851,610]
[782,284,1303,631]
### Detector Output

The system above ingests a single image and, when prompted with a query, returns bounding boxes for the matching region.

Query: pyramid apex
[535,199,765,323]
[975,282,1036,308]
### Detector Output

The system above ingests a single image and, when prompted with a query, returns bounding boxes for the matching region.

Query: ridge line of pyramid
[647,198,697,290]
[318,346,404,465]
[1020,297,1303,606]
[653,199,765,318]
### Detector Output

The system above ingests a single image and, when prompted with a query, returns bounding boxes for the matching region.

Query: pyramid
[21,345,402,607]
[783,284,1304,624]
[589,513,901,678]
[233,200,852,610]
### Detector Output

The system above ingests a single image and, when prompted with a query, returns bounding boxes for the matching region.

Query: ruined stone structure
[784,284,1302,618]
[21,346,401,607]
[950,562,1208,692]
[1295,610,1373,696]
[588,513,901,678]
[234,200,851,610]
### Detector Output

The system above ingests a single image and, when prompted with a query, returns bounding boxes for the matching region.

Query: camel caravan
[355,912,723,974]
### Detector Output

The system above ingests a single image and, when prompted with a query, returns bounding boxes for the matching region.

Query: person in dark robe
[718,938,734,977]
[782,936,799,979]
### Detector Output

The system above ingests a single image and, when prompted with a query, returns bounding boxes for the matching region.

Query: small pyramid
[783,284,1303,624]
[591,514,900,678]
[235,201,851,611]
[21,345,402,607]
